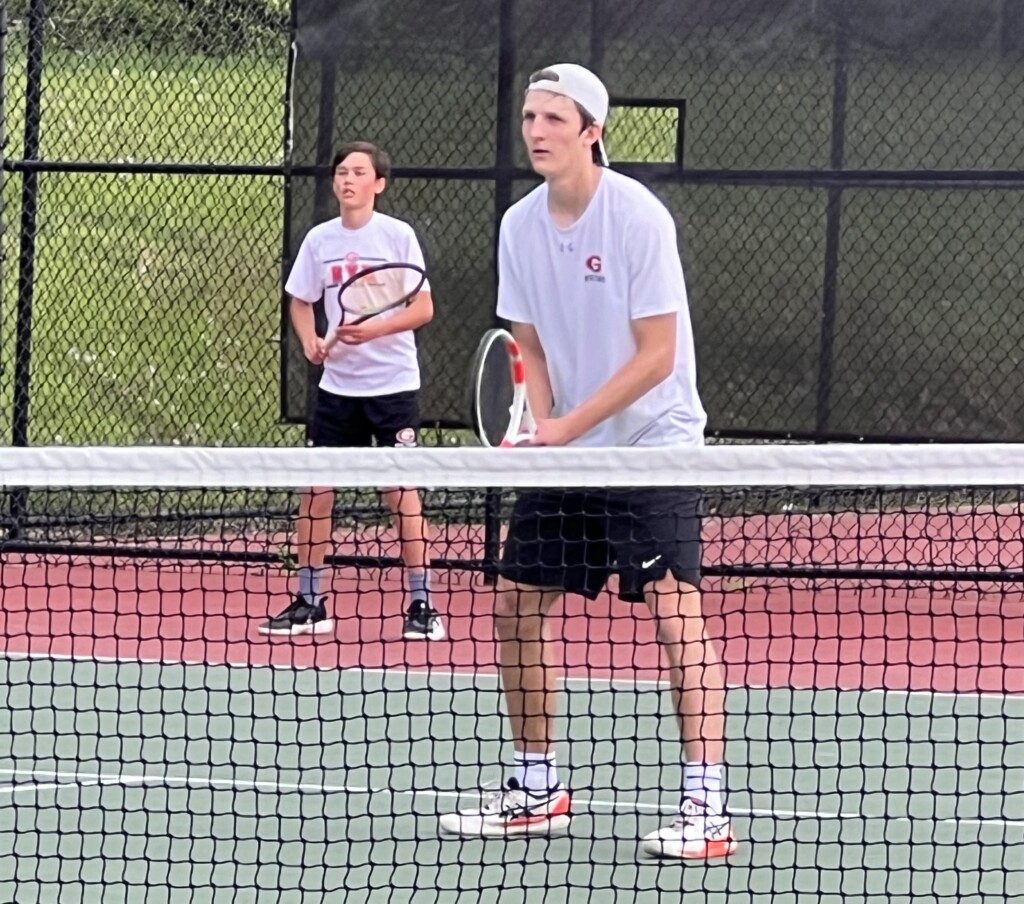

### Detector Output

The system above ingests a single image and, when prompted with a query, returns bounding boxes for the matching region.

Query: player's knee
[647,577,703,635]
[493,581,547,634]
[305,488,334,519]
[493,582,522,624]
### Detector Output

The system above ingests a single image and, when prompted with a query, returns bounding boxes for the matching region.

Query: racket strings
[341,268,417,316]
[335,263,425,321]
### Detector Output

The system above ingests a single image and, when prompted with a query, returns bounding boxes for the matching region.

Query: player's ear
[374,177,387,196]
[584,122,603,156]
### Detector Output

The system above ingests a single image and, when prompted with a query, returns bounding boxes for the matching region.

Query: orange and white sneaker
[641,797,738,860]
[438,778,572,837]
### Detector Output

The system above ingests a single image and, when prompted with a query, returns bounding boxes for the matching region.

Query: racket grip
[500,432,536,447]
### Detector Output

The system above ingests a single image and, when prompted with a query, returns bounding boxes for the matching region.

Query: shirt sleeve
[496,212,532,324]
[626,205,688,320]
[284,233,323,304]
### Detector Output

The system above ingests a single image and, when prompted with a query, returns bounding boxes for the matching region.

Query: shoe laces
[678,797,711,827]
[478,778,528,815]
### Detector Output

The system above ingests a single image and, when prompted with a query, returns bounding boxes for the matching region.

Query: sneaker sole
[258,619,335,637]
[402,625,446,641]
[641,836,738,860]
[439,813,571,837]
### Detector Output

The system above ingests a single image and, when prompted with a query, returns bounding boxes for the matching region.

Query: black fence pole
[8,0,46,540]
[493,0,516,306]
[589,0,606,74]
[0,3,7,421]
[483,0,518,583]
[278,0,299,423]
[12,0,44,449]
[815,0,849,438]
[302,52,338,438]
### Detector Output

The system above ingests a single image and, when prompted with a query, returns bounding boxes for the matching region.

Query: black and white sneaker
[257,594,334,636]
[402,599,445,640]
[438,778,572,836]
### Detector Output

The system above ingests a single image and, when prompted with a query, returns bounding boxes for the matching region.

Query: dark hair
[527,69,605,166]
[331,141,391,181]
[575,105,605,165]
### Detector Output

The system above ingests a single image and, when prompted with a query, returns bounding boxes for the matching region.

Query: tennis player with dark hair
[439,65,735,859]
[259,140,444,641]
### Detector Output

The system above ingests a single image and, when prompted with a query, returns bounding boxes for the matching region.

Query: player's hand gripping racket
[324,262,426,352]
[468,328,536,447]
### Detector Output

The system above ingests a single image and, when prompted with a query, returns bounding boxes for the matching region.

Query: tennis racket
[324,261,426,352]
[468,328,535,447]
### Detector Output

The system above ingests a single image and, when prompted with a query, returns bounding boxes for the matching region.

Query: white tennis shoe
[641,797,738,860]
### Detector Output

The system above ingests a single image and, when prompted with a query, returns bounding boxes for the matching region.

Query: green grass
[2,47,303,445]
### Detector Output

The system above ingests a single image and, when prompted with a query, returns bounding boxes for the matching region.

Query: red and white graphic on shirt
[344,252,361,280]
[586,255,602,273]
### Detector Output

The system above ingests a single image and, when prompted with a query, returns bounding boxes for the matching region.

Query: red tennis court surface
[2,506,1022,694]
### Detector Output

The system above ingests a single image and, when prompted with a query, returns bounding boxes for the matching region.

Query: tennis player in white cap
[439,63,736,861]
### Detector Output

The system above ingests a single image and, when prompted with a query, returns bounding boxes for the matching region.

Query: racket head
[468,328,530,447]
[337,262,426,324]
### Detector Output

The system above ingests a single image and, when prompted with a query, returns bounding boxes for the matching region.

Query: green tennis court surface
[1,655,1020,904]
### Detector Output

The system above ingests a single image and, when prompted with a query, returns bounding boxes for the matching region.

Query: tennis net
[1,443,1021,903]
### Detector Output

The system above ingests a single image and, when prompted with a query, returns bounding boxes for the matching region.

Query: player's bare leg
[640,576,736,859]
[383,487,444,640]
[494,582,562,755]
[258,487,335,635]
[438,581,571,835]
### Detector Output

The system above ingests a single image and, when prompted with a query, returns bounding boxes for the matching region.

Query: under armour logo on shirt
[559,242,574,253]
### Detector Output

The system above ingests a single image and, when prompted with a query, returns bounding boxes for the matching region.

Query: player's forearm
[524,362,554,420]
[517,335,554,419]
[374,294,434,337]
[290,298,318,344]
[563,347,674,442]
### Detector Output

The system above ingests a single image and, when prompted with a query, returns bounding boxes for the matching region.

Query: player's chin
[528,153,555,175]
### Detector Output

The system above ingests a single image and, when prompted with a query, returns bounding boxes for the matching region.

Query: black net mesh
[0,444,1021,899]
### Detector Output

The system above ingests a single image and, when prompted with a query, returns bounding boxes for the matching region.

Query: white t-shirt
[496,169,706,447]
[286,212,430,397]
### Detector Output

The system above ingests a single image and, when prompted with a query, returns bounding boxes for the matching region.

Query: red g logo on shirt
[586,255,602,273]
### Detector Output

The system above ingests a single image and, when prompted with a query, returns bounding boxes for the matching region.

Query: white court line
[944,817,1024,827]
[0,648,1018,701]
[1,767,1020,827]
[0,781,66,797]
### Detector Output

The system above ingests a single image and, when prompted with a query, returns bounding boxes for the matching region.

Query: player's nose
[524,118,546,140]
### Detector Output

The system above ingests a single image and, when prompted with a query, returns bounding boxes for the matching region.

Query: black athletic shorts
[498,488,702,602]
[309,387,419,448]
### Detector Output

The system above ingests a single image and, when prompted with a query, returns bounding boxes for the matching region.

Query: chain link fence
[2,0,294,447]
[4,0,1024,446]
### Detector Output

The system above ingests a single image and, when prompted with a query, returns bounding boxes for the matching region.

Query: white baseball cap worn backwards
[526,63,610,166]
